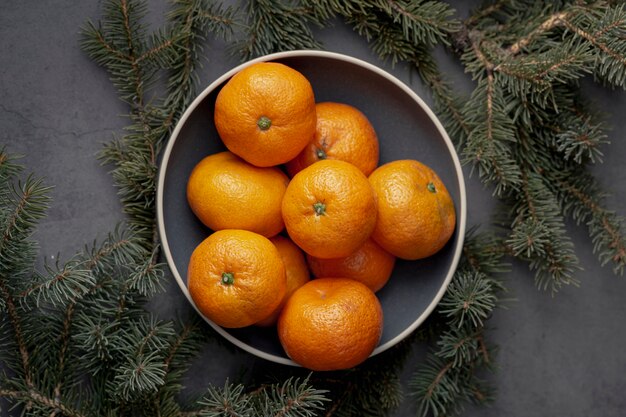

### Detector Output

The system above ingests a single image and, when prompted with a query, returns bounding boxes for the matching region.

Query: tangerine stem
[257,116,271,130]
[313,202,326,216]
[315,147,327,160]
[427,182,436,193]
[221,272,234,285]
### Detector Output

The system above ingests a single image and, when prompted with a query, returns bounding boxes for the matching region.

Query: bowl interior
[159,52,465,364]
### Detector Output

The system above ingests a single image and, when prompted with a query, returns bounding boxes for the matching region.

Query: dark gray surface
[1,1,625,416]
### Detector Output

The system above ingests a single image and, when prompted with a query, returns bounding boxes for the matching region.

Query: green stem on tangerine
[221,272,234,285]
[316,147,327,160]
[313,202,326,216]
[257,116,272,130]
[427,182,437,193]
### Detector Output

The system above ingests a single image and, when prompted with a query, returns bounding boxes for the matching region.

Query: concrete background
[1,1,625,416]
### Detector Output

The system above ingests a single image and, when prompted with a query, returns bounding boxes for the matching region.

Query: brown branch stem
[387,0,436,27]
[562,18,626,67]
[325,381,355,417]
[53,303,76,403]
[555,177,626,262]
[0,389,87,417]
[19,266,74,298]
[0,281,32,387]
[508,11,570,55]
[426,362,454,399]
[466,2,505,27]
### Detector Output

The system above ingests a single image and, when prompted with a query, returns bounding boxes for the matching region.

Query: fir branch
[377,0,460,46]
[189,382,255,416]
[0,149,23,199]
[411,357,464,417]
[0,387,89,417]
[435,327,481,369]
[0,175,52,262]
[438,271,498,329]
[305,0,459,46]
[562,4,626,88]
[552,110,608,164]
[255,376,329,417]
[319,333,416,416]
[165,0,239,121]
[307,0,469,149]
[507,11,571,55]
[465,1,506,28]
[410,229,505,417]
[0,280,32,388]
[0,173,52,391]
[494,40,593,109]
[548,166,626,274]
[124,248,165,297]
[510,167,580,292]
[416,51,471,146]
[18,259,94,308]
[236,0,323,61]
[459,228,509,276]
[88,0,239,253]
[462,74,522,196]
[53,302,75,403]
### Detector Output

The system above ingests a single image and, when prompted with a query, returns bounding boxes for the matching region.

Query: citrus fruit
[186,151,288,238]
[368,160,456,260]
[256,235,311,327]
[277,278,383,371]
[187,229,286,328]
[281,159,377,259]
[307,239,395,292]
[286,102,379,177]
[214,62,317,167]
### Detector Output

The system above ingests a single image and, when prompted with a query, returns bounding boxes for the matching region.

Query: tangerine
[307,239,395,292]
[277,278,383,371]
[256,235,311,327]
[187,229,286,328]
[214,62,316,167]
[368,160,456,260]
[285,102,379,177]
[186,151,288,238]
[281,159,377,259]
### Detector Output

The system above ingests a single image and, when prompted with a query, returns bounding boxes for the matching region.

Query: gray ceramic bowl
[157,50,466,366]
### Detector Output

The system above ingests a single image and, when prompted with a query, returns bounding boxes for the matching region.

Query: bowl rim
[156,49,467,366]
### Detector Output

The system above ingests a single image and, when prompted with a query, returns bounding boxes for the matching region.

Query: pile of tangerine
[186,62,456,371]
